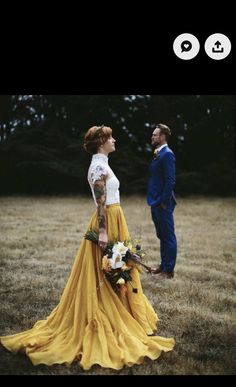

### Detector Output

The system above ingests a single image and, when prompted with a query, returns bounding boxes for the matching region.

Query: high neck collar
[92,153,108,164]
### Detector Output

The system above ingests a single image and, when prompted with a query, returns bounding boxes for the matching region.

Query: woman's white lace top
[87,153,120,206]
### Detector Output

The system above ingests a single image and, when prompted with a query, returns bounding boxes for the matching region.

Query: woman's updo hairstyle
[84,125,112,154]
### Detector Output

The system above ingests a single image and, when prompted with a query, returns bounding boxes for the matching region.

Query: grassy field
[0,196,235,375]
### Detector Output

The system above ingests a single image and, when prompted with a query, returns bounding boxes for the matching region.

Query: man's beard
[152,141,160,148]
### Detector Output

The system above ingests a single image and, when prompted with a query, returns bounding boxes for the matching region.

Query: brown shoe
[156,271,174,279]
[151,265,162,274]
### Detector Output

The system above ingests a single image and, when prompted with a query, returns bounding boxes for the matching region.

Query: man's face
[151,128,162,147]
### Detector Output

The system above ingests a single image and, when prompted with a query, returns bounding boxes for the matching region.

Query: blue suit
[147,145,177,273]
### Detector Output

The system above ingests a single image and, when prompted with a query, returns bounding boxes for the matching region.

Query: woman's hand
[98,230,108,251]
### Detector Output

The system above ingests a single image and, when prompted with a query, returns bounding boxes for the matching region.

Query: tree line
[0,95,235,196]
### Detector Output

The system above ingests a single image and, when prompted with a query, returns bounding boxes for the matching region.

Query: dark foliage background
[0,95,235,196]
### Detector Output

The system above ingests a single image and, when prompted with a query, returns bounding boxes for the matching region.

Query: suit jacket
[147,145,176,207]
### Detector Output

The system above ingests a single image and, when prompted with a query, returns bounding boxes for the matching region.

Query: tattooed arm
[94,175,108,250]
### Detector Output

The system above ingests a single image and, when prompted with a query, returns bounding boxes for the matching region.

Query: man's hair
[156,123,171,141]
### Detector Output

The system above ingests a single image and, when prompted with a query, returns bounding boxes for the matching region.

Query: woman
[0,125,175,370]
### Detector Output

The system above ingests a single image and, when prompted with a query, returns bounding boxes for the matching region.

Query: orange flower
[127,259,136,268]
[119,284,128,298]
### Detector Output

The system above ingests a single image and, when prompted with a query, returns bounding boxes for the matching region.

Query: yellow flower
[102,255,112,272]
[126,242,133,250]
[153,148,160,159]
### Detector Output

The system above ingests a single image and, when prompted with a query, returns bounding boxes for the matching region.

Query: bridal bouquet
[84,229,151,296]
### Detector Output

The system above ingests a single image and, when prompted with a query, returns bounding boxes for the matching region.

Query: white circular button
[204,33,231,60]
[173,33,200,60]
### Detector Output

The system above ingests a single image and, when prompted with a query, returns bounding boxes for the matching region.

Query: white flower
[110,252,125,269]
[112,241,129,257]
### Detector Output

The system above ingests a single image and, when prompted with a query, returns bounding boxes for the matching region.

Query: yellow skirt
[0,204,175,370]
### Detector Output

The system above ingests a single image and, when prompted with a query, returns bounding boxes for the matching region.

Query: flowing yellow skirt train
[0,204,175,370]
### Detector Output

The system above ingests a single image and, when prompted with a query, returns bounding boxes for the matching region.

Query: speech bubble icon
[181,40,192,52]
[173,34,200,60]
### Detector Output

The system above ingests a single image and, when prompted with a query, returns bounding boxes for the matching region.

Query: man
[147,123,177,279]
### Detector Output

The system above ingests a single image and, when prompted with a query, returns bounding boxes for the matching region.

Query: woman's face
[101,135,116,154]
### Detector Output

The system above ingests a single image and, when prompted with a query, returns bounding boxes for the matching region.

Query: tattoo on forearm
[98,213,106,229]
[94,177,106,230]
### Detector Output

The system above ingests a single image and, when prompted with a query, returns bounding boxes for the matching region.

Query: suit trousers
[151,198,177,273]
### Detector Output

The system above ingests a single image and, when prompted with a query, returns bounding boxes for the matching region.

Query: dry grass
[0,195,236,375]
